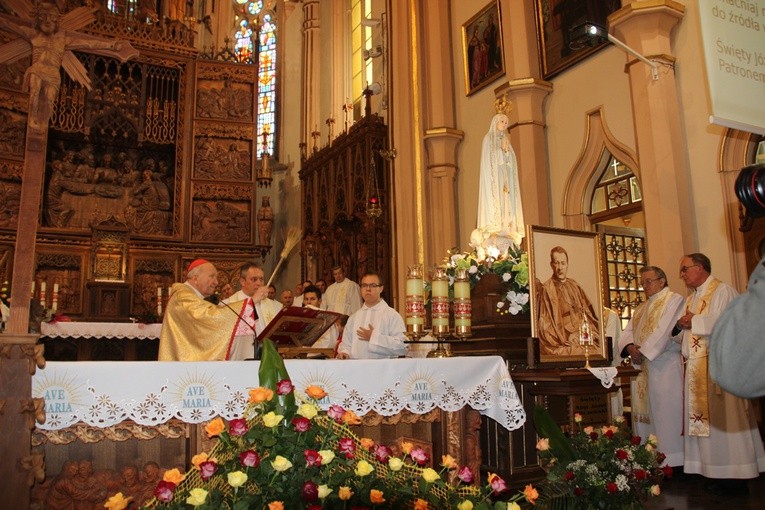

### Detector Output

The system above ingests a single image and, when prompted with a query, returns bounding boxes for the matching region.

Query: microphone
[220,299,261,360]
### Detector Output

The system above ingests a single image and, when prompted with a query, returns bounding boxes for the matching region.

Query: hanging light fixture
[366,155,382,219]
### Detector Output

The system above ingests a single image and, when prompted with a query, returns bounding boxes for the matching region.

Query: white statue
[473,112,524,250]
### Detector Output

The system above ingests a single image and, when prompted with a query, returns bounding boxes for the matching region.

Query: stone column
[301,1,321,149]
[609,1,690,289]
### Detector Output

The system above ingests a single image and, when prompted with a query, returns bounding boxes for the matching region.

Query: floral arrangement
[442,241,530,316]
[104,339,538,510]
[533,406,670,510]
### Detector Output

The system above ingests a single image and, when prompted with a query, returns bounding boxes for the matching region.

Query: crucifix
[325,116,335,146]
[0,1,138,335]
[342,97,353,132]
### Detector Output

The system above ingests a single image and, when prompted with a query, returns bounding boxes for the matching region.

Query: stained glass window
[233,0,276,156]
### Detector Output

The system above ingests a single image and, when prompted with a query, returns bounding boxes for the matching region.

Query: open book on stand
[257,306,342,347]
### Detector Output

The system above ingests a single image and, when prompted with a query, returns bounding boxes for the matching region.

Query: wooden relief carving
[132,259,174,319]
[0,180,21,228]
[194,136,252,181]
[0,109,26,157]
[191,200,250,242]
[195,77,253,121]
[36,253,83,315]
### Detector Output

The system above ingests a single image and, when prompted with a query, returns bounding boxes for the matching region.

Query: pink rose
[410,447,430,466]
[229,418,248,436]
[276,379,294,395]
[199,461,217,481]
[154,480,176,502]
[338,437,356,459]
[304,449,322,468]
[239,450,260,468]
[327,404,345,422]
[373,445,392,463]
[488,473,507,494]
[457,466,474,483]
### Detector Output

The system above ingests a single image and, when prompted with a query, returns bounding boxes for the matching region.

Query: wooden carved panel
[131,257,176,320]
[191,182,252,244]
[194,63,256,122]
[35,251,86,315]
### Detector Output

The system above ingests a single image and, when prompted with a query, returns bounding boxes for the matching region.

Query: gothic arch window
[233,0,277,156]
[589,156,642,224]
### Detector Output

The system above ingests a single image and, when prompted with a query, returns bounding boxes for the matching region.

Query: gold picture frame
[528,225,608,365]
[461,1,505,96]
[534,0,620,79]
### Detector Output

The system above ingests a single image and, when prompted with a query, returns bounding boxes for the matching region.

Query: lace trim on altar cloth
[587,367,619,388]
[33,357,526,432]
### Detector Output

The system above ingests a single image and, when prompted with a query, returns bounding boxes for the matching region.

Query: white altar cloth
[32,357,525,432]
[40,321,162,340]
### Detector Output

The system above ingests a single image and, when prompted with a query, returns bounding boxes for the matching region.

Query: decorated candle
[453,268,472,338]
[51,283,59,312]
[431,267,450,336]
[405,264,425,331]
[40,281,46,307]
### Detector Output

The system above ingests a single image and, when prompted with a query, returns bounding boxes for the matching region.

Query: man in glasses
[674,253,765,493]
[618,266,684,469]
[336,271,407,359]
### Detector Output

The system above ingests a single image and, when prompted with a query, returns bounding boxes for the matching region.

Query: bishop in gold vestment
[159,259,246,361]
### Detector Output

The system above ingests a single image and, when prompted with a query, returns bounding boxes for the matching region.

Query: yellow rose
[186,488,208,507]
[536,438,550,451]
[614,415,625,424]
[317,485,333,499]
[457,501,474,510]
[103,492,131,510]
[647,434,659,446]
[191,452,208,469]
[318,449,335,465]
[370,489,385,504]
[227,470,248,488]
[338,486,353,501]
[388,457,404,471]
[507,503,521,510]
[162,468,184,485]
[262,411,284,428]
[268,502,284,510]
[297,403,318,420]
[414,498,429,510]
[441,454,458,469]
[421,467,440,483]
[574,413,582,423]
[583,426,594,434]
[305,385,327,399]
[271,455,293,472]
[645,443,654,452]
[355,459,374,477]
[249,387,274,403]
[204,417,225,438]
[401,441,413,454]
[360,437,375,450]
[650,484,661,496]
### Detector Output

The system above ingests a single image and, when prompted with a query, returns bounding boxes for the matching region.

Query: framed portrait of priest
[461,1,505,96]
[534,0,621,79]
[527,225,607,364]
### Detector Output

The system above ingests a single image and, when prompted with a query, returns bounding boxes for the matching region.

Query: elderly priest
[159,259,247,361]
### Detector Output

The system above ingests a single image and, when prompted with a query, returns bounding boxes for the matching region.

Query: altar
[30,356,525,506]
[39,321,161,361]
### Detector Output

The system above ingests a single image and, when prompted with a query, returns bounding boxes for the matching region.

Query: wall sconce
[569,22,660,81]
[366,81,383,95]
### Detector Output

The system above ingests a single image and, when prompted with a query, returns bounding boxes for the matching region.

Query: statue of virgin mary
[474,112,525,249]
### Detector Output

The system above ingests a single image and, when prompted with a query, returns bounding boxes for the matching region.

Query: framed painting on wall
[534,0,621,79]
[528,225,608,365]
[461,1,505,96]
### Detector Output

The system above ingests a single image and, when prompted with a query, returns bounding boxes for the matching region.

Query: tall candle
[405,264,425,339]
[431,267,450,336]
[40,281,46,307]
[51,283,59,312]
[31,281,35,296]
[453,269,472,338]
[157,287,163,316]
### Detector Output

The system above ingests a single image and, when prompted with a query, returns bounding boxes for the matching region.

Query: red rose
[229,418,248,436]
[154,480,176,502]
[656,452,667,464]
[631,435,642,445]
[574,487,584,496]
[615,449,628,460]
[304,449,322,468]
[292,416,311,432]
[565,470,575,481]
[604,429,615,439]
[302,480,319,502]
[606,482,618,494]
[276,379,294,395]
[239,449,260,468]
[634,469,647,480]
[199,460,217,481]
[662,465,673,478]
[590,432,599,441]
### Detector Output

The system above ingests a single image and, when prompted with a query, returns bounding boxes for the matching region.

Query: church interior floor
[644,473,765,509]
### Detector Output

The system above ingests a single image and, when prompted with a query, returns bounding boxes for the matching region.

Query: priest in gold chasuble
[159,259,247,361]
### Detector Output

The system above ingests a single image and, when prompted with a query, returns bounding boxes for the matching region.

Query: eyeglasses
[360,283,381,289]
[640,278,662,286]
[679,264,700,274]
